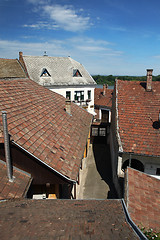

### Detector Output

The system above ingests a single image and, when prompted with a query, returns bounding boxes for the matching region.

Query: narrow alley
[77,139,118,199]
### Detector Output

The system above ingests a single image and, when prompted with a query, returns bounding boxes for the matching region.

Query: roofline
[119,150,160,158]
[115,79,123,152]
[121,199,148,240]
[46,84,97,89]
[12,141,76,184]
[94,104,111,109]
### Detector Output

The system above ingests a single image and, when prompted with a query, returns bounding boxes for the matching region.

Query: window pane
[88,90,91,100]
[92,128,98,136]
[99,128,106,136]
[74,91,84,101]
[66,91,71,100]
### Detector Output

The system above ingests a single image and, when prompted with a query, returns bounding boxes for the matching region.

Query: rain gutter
[121,199,148,240]
[12,141,76,184]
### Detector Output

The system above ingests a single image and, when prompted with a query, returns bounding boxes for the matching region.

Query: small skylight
[73,69,82,77]
[40,68,51,77]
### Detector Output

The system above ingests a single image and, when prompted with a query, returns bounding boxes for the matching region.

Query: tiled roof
[0,160,32,200]
[21,55,96,86]
[117,80,160,156]
[0,78,92,181]
[94,87,113,108]
[0,199,139,240]
[125,167,160,231]
[0,58,26,79]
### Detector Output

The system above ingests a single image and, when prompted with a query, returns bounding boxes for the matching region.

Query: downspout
[115,79,123,153]
[2,111,13,182]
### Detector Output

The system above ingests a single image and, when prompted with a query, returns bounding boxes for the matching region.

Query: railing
[73,99,91,107]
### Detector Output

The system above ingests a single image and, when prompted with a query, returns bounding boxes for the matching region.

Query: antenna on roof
[43,51,48,56]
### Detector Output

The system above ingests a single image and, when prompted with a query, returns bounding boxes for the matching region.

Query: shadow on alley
[93,137,118,199]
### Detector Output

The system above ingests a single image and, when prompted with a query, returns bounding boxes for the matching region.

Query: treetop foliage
[92,75,160,86]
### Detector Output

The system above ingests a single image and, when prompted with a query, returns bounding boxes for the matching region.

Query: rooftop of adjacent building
[94,84,113,108]
[19,51,96,87]
[0,160,32,200]
[0,198,139,240]
[116,77,160,156]
[0,58,27,79]
[125,167,160,232]
[0,77,92,181]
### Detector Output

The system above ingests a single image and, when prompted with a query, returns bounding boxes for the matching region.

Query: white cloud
[77,45,110,52]
[23,21,59,30]
[0,39,68,59]
[26,1,90,32]
[43,5,90,32]
[0,37,124,75]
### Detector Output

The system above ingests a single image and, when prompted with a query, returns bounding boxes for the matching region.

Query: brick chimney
[65,99,71,115]
[103,84,106,96]
[146,69,153,91]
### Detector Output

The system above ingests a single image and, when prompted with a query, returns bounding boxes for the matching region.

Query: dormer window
[40,68,51,77]
[73,69,82,77]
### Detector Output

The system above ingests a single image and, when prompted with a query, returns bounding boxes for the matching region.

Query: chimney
[103,84,106,96]
[146,69,153,91]
[65,99,71,115]
[2,111,13,182]
[19,51,23,60]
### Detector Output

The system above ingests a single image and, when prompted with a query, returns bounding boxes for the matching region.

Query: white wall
[49,86,95,114]
[122,153,160,176]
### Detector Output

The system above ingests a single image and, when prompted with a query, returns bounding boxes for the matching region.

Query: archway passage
[122,159,144,172]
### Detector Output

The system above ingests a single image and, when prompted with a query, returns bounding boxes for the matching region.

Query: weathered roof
[0,199,139,240]
[94,87,113,108]
[0,78,92,181]
[21,55,96,86]
[0,58,26,79]
[116,80,160,156]
[125,167,160,231]
[0,160,32,200]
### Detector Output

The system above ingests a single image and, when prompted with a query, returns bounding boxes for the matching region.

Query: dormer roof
[20,55,96,86]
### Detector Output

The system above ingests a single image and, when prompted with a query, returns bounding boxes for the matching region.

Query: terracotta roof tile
[94,87,113,107]
[117,80,160,156]
[0,160,32,200]
[126,167,160,231]
[0,199,139,239]
[0,78,92,181]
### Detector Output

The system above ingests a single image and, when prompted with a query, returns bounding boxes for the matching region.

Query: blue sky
[1,0,160,75]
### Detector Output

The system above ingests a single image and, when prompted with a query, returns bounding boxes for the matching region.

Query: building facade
[19,52,96,115]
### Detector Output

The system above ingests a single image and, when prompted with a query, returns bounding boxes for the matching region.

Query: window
[92,128,98,136]
[101,110,109,123]
[73,69,82,77]
[99,128,106,136]
[88,90,91,100]
[66,91,71,100]
[156,168,160,175]
[74,91,84,101]
[40,68,51,77]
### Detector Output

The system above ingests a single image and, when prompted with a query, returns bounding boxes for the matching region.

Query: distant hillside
[92,75,160,86]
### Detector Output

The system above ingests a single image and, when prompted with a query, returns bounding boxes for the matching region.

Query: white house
[19,52,96,115]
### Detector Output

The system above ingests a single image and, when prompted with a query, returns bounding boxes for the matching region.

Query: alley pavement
[77,139,118,199]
